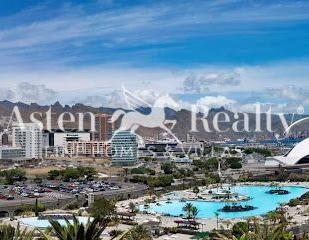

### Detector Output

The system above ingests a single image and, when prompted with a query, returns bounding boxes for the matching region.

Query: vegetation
[88,198,116,219]
[131,167,155,175]
[225,157,242,169]
[0,223,34,240]
[15,202,46,216]
[120,225,152,240]
[0,168,26,184]
[232,222,249,238]
[244,147,272,157]
[47,167,97,181]
[205,173,221,184]
[221,204,255,212]
[182,203,199,219]
[193,157,218,171]
[128,202,138,213]
[46,215,107,240]
[130,174,174,187]
[215,212,295,240]
[161,162,174,174]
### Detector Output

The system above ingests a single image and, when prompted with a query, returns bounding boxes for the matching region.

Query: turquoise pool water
[19,216,92,228]
[143,185,308,219]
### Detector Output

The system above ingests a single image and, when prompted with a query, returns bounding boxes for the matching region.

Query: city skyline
[0,0,308,113]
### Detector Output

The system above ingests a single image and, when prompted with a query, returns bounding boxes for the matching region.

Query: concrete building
[43,129,91,148]
[94,114,113,141]
[0,146,25,160]
[66,141,110,157]
[111,131,137,166]
[12,123,43,159]
[265,137,309,166]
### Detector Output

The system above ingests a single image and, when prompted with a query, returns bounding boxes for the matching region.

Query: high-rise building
[12,123,43,159]
[94,114,113,141]
[111,131,137,166]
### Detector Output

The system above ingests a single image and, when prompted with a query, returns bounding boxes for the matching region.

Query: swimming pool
[19,216,92,228]
[141,185,308,219]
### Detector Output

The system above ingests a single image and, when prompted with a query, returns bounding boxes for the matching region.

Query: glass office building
[111,131,137,166]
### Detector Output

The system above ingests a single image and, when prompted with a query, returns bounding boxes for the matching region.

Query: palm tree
[120,225,152,240]
[0,223,34,240]
[191,206,199,220]
[46,215,107,240]
[182,203,194,219]
[215,216,294,240]
[128,202,138,213]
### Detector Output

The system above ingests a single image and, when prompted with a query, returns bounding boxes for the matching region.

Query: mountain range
[0,100,307,141]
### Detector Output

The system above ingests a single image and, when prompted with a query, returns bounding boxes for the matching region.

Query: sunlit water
[141,185,308,219]
[19,216,92,228]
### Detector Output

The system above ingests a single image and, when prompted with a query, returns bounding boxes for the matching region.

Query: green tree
[182,203,194,219]
[232,222,249,238]
[88,198,116,219]
[161,163,174,174]
[216,214,294,240]
[191,206,199,220]
[47,170,61,180]
[0,168,26,184]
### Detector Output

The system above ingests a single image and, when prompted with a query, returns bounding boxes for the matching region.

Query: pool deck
[2,182,309,240]
[116,181,309,231]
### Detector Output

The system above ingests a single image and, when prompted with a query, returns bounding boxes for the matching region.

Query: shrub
[232,222,248,238]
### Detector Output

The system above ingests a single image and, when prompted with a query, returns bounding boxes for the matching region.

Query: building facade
[94,114,113,141]
[66,141,110,157]
[111,131,137,166]
[43,130,91,148]
[12,123,43,159]
[0,146,25,160]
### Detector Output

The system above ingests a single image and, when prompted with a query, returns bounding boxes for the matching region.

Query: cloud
[196,95,237,112]
[72,90,124,108]
[0,82,57,104]
[74,88,180,109]
[267,85,309,102]
[183,71,241,93]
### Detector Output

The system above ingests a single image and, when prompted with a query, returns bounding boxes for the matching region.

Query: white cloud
[72,88,174,108]
[183,71,241,93]
[0,82,57,104]
[196,95,237,112]
[267,85,309,102]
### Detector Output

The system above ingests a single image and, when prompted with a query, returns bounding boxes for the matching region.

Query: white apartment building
[12,123,43,159]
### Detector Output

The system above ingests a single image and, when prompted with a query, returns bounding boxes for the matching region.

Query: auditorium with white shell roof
[265,137,309,166]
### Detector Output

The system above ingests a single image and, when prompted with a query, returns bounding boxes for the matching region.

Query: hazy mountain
[0,100,307,141]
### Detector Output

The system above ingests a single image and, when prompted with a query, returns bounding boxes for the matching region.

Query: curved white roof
[265,138,309,166]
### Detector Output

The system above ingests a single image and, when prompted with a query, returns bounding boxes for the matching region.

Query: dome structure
[265,138,309,166]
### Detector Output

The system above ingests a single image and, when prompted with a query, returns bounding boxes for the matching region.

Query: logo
[110,86,182,146]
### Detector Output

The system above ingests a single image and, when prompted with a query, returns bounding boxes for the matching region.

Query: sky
[0,0,309,113]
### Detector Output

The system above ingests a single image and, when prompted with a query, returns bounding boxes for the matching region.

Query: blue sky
[0,0,309,113]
